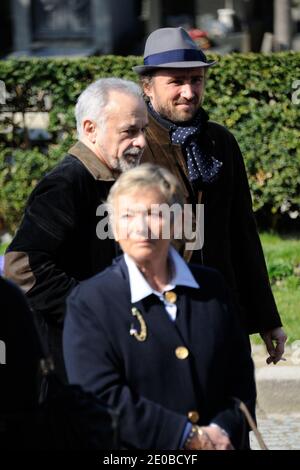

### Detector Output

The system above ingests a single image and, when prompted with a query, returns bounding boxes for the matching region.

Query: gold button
[164,291,177,304]
[175,346,189,360]
[188,411,200,424]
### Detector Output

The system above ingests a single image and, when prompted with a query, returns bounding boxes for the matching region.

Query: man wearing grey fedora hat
[134,27,286,364]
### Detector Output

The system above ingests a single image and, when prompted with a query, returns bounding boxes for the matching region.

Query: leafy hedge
[0,53,300,233]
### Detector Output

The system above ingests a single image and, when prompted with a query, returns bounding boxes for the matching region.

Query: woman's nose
[131,214,148,236]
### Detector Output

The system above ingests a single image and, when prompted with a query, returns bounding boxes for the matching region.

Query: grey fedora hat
[133,27,216,74]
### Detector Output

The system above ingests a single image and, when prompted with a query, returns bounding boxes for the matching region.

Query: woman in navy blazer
[63,164,256,450]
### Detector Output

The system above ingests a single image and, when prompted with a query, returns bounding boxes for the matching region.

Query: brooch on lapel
[130,307,147,342]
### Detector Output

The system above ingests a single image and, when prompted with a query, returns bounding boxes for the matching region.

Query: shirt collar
[124,246,199,304]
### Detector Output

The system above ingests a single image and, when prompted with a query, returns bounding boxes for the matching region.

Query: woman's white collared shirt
[124,246,199,321]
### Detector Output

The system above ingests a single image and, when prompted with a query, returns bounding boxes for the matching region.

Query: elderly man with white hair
[4,78,148,380]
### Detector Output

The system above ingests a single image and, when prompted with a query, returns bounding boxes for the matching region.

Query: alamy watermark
[96,203,204,251]
[292,80,300,105]
[0,80,6,105]
[0,340,6,365]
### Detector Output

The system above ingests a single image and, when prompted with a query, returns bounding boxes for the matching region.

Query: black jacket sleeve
[211,287,257,448]
[4,173,79,323]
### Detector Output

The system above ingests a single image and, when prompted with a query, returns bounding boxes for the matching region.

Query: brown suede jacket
[141,110,282,334]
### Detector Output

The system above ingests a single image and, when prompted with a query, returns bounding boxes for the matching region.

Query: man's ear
[142,80,153,101]
[82,119,97,143]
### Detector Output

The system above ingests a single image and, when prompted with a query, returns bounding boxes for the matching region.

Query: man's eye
[193,78,203,84]
[123,129,136,136]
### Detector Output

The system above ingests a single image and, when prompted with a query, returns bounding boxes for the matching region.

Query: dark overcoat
[4,141,118,378]
[141,110,282,334]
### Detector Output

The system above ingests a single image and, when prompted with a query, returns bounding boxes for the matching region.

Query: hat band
[144,48,207,66]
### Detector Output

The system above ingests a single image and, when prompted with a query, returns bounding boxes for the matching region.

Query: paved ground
[250,344,300,450]
[250,413,300,450]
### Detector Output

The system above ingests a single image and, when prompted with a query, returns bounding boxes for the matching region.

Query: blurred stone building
[2,0,142,57]
[1,0,299,57]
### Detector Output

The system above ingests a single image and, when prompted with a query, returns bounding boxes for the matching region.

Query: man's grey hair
[75,78,143,139]
[138,74,154,102]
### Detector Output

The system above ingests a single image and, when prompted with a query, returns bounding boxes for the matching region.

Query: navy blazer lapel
[115,256,204,359]
[140,290,207,412]
[186,286,226,406]
[133,295,184,348]
[116,256,185,346]
[112,255,130,281]
[114,258,207,411]
[174,287,192,345]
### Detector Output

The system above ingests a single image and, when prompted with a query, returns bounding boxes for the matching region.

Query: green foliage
[0,53,299,232]
[260,231,300,278]
[252,233,300,344]
[268,260,294,281]
[0,242,8,255]
[205,52,300,226]
[0,147,60,232]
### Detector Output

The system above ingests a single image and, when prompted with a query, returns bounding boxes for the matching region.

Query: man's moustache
[176,99,197,105]
[124,149,143,158]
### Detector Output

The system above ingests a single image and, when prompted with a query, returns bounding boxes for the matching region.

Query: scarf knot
[169,112,223,185]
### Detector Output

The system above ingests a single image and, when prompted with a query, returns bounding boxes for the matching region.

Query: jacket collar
[146,112,173,144]
[124,246,199,304]
[68,141,116,181]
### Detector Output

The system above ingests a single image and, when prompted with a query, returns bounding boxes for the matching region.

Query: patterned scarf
[148,103,223,185]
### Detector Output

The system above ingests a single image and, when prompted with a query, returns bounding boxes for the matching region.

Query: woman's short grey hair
[75,78,142,139]
[107,163,185,211]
